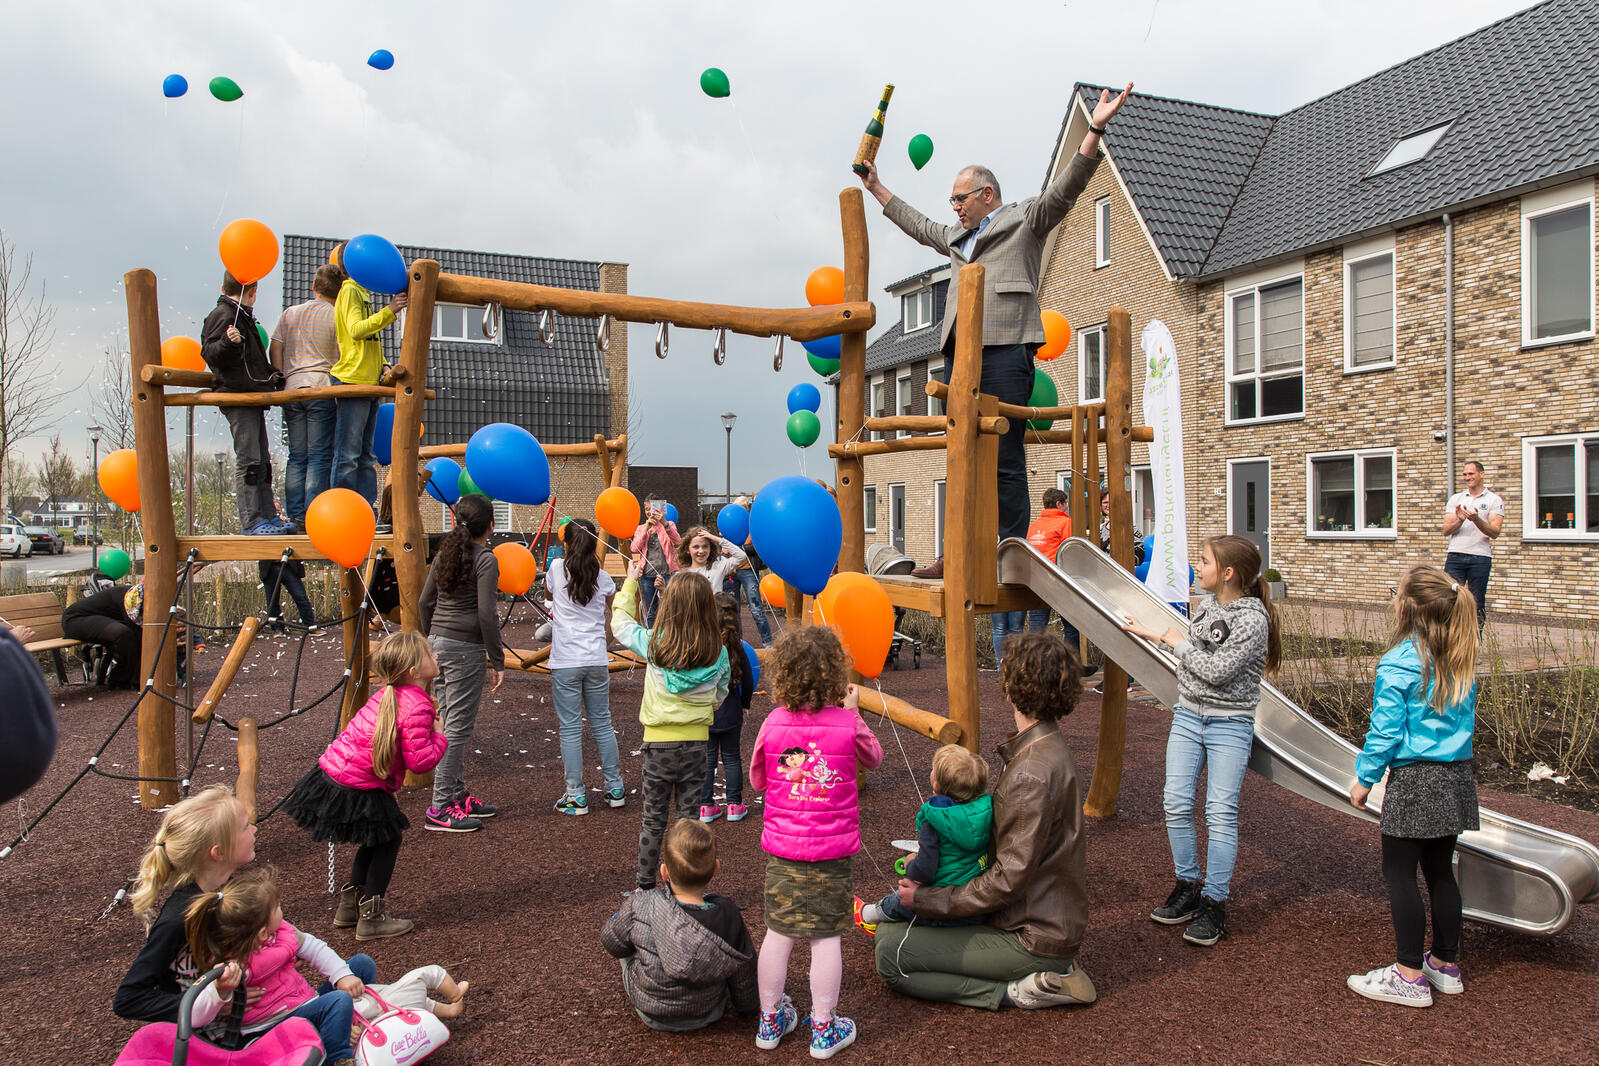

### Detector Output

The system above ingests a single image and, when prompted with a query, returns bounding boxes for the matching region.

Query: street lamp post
[87,425,102,569]
[720,412,737,508]
[215,453,227,534]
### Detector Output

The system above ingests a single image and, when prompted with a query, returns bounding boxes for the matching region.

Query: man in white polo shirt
[1442,459,1503,631]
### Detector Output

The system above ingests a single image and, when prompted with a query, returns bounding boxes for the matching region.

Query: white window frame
[1078,324,1106,403]
[869,375,887,441]
[1344,250,1396,373]
[1521,193,1596,347]
[441,502,454,531]
[429,302,501,345]
[895,372,913,438]
[1521,433,1599,541]
[863,485,878,533]
[492,500,512,534]
[902,289,933,333]
[927,360,945,417]
[1094,197,1110,268]
[1132,464,1155,539]
[934,479,946,557]
[1224,273,1305,427]
[1056,470,1072,493]
[889,483,906,553]
[1305,448,1397,539]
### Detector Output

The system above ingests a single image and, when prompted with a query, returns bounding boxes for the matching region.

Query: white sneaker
[1005,965,1097,1009]
[1422,952,1464,994]
[1346,964,1433,1007]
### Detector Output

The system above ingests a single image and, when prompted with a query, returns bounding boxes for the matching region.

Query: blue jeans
[700,729,743,806]
[330,376,380,505]
[1443,551,1491,631]
[283,396,335,522]
[990,610,1050,663]
[1163,705,1254,902]
[639,575,662,627]
[734,567,771,644]
[294,953,375,1061]
[552,664,624,799]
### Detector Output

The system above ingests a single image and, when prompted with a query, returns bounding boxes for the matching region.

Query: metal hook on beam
[538,309,556,346]
[712,328,727,366]
[655,321,670,360]
[596,314,612,353]
[773,334,785,371]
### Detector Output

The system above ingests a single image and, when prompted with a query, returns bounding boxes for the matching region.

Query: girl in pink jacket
[749,626,883,1059]
[283,631,447,942]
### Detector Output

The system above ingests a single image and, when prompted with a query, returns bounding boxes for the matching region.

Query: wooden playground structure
[122,186,1147,817]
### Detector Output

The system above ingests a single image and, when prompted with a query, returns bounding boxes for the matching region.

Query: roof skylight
[1369,123,1452,176]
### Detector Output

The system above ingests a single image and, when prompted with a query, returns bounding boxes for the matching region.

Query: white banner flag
[1140,320,1190,605]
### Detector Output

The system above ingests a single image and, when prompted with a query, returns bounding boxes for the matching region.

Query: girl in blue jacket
[1347,564,1480,1008]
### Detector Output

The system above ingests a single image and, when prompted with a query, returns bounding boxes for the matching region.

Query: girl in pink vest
[283,631,448,942]
[749,626,883,1059]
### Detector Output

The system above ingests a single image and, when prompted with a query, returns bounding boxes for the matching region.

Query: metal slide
[998,537,1599,936]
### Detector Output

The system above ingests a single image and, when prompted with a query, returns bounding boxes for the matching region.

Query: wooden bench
[0,591,87,684]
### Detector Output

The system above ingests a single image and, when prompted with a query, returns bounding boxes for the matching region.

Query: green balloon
[256,322,269,351]
[1026,368,1059,430]
[908,133,935,171]
[209,76,243,102]
[458,469,489,498]
[786,410,822,448]
[99,548,132,581]
[700,67,730,98]
[806,352,840,376]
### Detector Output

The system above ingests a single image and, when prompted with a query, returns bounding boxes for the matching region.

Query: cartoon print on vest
[778,745,841,802]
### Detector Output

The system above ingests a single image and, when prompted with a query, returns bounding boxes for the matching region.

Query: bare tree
[3,452,35,515]
[37,434,78,529]
[0,231,70,506]
[90,344,136,452]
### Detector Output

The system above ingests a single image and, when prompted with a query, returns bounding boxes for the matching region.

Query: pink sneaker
[699,804,723,823]
[726,803,749,822]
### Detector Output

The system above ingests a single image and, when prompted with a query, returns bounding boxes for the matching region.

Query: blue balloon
[786,382,822,414]
[801,334,841,362]
[742,640,761,690]
[662,503,679,525]
[162,74,188,99]
[465,422,550,505]
[372,403,395,466]
[343,233,408,295]
[749,476,841,596]
[424,458,461,505]
[367,49,395,71]
[717,504,750,546]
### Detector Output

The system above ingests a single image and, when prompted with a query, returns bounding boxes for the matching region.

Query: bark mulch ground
[3,621,1596,1065]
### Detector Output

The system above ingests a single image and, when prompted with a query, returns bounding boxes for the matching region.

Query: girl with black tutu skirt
[284,630,448,941]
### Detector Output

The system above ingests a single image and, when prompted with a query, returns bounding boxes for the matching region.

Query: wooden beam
[926,379,1103,424]
[1031,425,1153,446]
[125,268,179,808]
[140,366,214,388]
[943,263,984,752]
[857,687,962,745]
[162,384,431,407]
[433,273,874,343]
[863,414,1008,435]
[418,438,625,461]
[236,717,260,823]
[338,568,371,733]
[192,617,260,723]
[393,259,438,636]
[836,187,869,578]
[174,535,398,563]
[875,575,1047,618]
[828,437,950,459]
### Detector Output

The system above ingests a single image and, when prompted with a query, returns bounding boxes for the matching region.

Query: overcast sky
[0,0,1533,498]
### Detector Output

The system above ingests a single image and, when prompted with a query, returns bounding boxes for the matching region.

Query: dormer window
[1369,122,1452,176]
[903,289,933,332]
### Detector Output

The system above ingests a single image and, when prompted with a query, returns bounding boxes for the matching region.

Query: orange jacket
[1026,508,1071,561]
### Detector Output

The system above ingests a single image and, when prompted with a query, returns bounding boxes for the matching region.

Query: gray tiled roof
[865,269,947,374]
[281,236,613,447]
[1071,0,1599,280]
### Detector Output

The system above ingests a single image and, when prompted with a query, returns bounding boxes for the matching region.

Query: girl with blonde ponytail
[114,786,257,1022]
[282,630,447,942]
[1346,566,1481,1009]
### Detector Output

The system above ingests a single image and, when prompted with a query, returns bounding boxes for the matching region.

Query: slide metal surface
[997,537,1599,936]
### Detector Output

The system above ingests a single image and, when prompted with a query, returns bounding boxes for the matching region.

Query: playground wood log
[857,687,962,746]
[836,188,869,577]
[418,438,626,461]
[394,260,439,635]
[434,273,874,344]
[338,567,371,733]
[1031,425,1154,445]
[125,269,180,808]
[943,264,984,753]
[174,536,399,563]
[926,380,1105,426]
[237,717,260,823]
[828,436,949,459]
[192,617,260,723]
[862,414,1009,435]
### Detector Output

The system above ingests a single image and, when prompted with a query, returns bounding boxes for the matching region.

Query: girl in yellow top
[327,246,407,507]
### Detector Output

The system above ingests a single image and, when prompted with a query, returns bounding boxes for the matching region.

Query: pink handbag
[354,988,450,1066]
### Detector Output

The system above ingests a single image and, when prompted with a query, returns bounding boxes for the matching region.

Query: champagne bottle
[852,84,895,176]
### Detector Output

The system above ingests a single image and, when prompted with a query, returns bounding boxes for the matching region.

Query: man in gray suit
[860,84,1132,576]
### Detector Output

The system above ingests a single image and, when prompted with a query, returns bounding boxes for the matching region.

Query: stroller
[114,966,323,1066]
[866,544,922,671]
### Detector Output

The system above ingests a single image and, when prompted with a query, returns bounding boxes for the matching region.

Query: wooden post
[338,567,371,732]
[236,717,260,823]
[125,269,180,808]
[973,393,999,605]
[192,617,260,723]
[1070,406,1087,543]
[836,188,869,576]
[943,264,985,753]
[393,260,438,636]
[1085,307,1136,818]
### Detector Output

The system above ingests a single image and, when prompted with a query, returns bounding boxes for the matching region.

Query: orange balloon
[493,543,538,595]
[815,571,895,678]
[160,336,206,373]
[760,573,787,610]
[595,487,641,539]
[218,218,280,284]
[805,265,845,307]
[98,449,141,513]
[305,488,376,568]
[1038,310,1072,362]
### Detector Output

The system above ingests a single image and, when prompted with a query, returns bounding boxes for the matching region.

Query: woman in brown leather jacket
[874,631,1096,1010]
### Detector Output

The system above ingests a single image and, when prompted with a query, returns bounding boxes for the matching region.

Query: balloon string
[730,99,782,226]
[873,677,925,806]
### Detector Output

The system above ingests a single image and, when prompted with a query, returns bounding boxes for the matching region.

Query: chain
[328,841,336,894]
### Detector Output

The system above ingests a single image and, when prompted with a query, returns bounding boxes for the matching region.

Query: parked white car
[0,524,33,558]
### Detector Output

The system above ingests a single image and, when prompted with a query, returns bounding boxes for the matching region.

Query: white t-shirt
[545,557,616,669]
[1444,489,1504,557]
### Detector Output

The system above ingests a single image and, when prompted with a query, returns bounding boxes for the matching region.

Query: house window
[863,485,877,533]
[1056,470,1072,493]
[431,303,499,344]
[1521,434,1599,539]
[1133,466,1155,538]
[902,289,933,332]
[1227,277,1303,423]
[1079,325,1105,402]
[1346,253,1394,370]
[1307,449,1395,537]
[927,360,945,417]
[896,373,912,437]
[441,503,454,531]
[1523,200,1594,343]
[870,377,887,441]
[1094,197,1110,267]
[934,479,946,557]
[492,500,512,534]
[1369,122,1452,176]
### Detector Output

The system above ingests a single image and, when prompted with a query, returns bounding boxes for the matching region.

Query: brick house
[861,0,1598,616]
[282,237,629,540]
